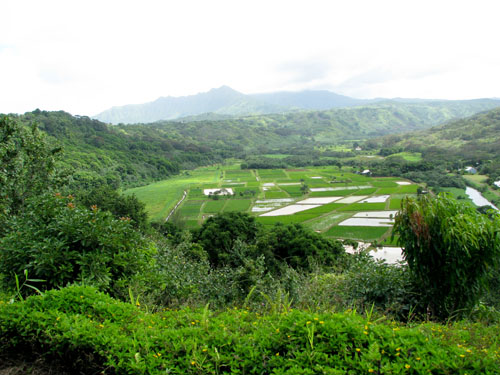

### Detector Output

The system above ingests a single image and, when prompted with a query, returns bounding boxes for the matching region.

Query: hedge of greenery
[1,285,499,374]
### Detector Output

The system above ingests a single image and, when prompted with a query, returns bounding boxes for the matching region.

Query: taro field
[128,165,420,243]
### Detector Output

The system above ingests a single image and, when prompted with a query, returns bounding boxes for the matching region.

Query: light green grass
[389,198,402,210]
[325,226,389,241]
[353,188,377,195]
[336,202,387,212]
[371,180,398,188]
[223,199,252,212]
[124,168,219,221]
[389,152,422,162]
[396,185,419,194]
[309,189,355,197]
[280,185,304,197]
[178,200,204,217]
[255,214,318,226]
[264,191,289,199]
[375,187,400,195]
[203,200,227,213]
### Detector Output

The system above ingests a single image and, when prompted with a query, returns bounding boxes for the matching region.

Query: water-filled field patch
[338,218,393,227]
[353,211,398,218]
[260,204,320,216]
[297,197,342,204]
[336,196,367,204]
[358,195,390,203]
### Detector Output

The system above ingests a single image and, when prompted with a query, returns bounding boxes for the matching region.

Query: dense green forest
[2,104,500,373]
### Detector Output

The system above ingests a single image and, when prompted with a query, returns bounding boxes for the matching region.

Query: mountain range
[93,86,370,124]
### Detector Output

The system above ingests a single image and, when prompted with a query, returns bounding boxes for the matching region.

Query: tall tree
[393,193,500,319]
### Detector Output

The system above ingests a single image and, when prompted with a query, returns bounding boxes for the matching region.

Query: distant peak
[211,85,235,91]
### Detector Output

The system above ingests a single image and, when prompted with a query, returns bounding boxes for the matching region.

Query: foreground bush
[0,194,152,295]
[393,193,500,319]
[1,285,499,374]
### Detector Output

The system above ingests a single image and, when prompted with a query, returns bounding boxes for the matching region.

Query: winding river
[465,187,499,211]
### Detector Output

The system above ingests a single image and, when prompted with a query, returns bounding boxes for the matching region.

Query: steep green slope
[393,107,500,161]
[16,110,223,188]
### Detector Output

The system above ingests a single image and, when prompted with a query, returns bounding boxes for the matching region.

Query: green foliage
[75,185,149,230]
[342,255,416,319]
[0,193,152,295]
[0,115,64,233]
[1,285,499,374]
[393,193,500,319]
[194,212,261,267]
[257,223,345,272]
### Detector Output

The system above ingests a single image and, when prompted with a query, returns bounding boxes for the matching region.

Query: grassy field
[124,167,219,221]
[128,165,421,242]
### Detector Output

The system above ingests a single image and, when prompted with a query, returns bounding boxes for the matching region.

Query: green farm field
[128,165,421,242]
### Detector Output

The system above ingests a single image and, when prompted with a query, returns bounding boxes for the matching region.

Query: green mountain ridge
[389,107,500,162]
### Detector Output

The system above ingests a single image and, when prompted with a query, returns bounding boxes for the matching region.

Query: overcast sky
[1,0,500,116]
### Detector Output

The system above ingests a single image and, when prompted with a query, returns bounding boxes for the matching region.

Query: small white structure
[361,169,371,175]
[203,188,234,196]
[465,166,477,174]
[495,180,500,188]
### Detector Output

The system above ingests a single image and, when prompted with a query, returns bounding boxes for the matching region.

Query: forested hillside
[16,110,223,188]
[379,107,500,177]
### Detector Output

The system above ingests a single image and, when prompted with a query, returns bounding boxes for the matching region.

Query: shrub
[393,193,500,319]
[0,193,153,295]
[1,285,499,374]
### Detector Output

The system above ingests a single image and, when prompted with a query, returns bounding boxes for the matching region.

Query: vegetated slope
[393,107,500,161]
[94,86,289,124]
[148,100,500,150]
[16,110,224,188]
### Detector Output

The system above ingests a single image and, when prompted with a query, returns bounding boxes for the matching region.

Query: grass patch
[375,187,400,195]
[264,191,289,199]
[178,200,203,216]
[397,185,419,194]
[223,199,252,212]
[371,180,399,188]
[325,225,389,241]
[255,214,317,225]
[203,200,227,213]
[390,151,422,162]
[337,202,387,211]
[389,198,402,210]
[353,188,377,195]
[280,185,304,197]
[309,189,354,197]
[124,168,219,221]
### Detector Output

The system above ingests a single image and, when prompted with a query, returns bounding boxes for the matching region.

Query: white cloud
[1,0,500,115]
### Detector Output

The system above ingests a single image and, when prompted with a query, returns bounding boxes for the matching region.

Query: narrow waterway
[465,187,499,211]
